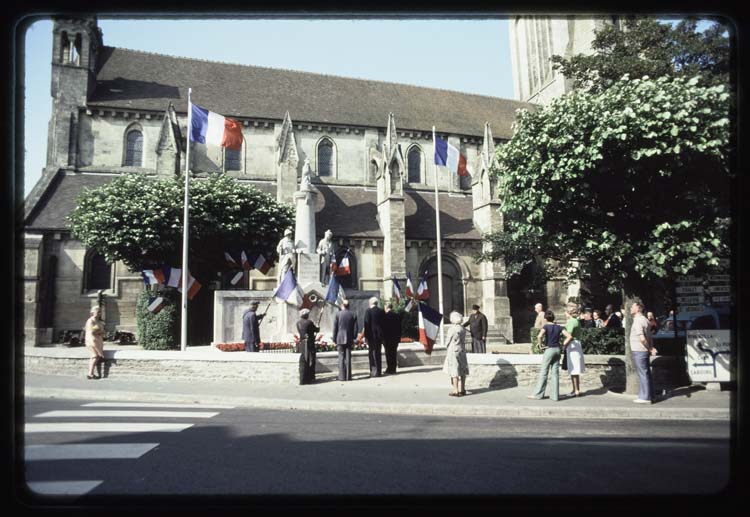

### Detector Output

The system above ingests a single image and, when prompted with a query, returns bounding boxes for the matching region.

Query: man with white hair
[363,297,385,377]
[533,302,546,331]
[332,299,358,381]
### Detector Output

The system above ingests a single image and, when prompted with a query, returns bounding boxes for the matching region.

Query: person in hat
[296,308,320,384]
[462,304,488,353]
[242,300,264,352]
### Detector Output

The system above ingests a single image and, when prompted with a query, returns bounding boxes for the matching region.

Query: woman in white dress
[442,311,469,397]
[564,304,586,396]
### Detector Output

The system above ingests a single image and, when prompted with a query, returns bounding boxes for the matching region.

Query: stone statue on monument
[316,229,336,285]
[300,159,312,191]
[276,228,299,286]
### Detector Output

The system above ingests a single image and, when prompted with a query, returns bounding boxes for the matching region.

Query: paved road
[20,397,731,499]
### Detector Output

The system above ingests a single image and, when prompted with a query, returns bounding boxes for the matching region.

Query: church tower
[47,16,102,170]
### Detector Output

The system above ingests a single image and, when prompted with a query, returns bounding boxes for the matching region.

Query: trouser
[337,345,352,381]
[532,347,561,401]
[384,340,399,372]
[471,338,486,354]
[245,342,259,352]
[632,351,653,401]
[368,340,382,376]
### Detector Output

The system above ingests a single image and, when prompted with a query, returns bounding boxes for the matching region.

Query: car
[652,306,731,355]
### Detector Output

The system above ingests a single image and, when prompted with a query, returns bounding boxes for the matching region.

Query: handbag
[561,345,568,370]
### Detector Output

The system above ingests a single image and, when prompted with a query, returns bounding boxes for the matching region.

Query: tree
[69,173,295,348]
[550,17,732,94]
[479,75,732,391]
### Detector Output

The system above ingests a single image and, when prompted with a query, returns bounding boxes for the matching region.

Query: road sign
[677,305,704,313]
[712,295,731,303]
[686,330,732,382]
[708,275,730,282]
[676,286,703,294]
[676,295,704,304]
[676,277,703,284]
[706,285,730,294]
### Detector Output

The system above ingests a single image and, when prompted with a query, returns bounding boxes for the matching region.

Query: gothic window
[61,31,71,63]
[369,160,379,184]
[83,250,111,292]
[72,33,82,66]
[225,147,241,171]
[407,146,422,183]
[317,138,335,177]
[124,128,144,167]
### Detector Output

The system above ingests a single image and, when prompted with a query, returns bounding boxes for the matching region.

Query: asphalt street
[20,396,732,500]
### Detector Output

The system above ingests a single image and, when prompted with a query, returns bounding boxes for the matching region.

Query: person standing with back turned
[332,300,358,381]
[363,297,385,377]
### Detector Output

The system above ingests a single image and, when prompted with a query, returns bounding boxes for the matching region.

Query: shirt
[542,324,563,348]
[629,313,652,352]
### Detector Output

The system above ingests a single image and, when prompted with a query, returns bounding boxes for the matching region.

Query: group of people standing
[528,301,658,403]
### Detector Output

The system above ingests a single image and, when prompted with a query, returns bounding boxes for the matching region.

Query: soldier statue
[316,229,336,285]
[276,228,299,286]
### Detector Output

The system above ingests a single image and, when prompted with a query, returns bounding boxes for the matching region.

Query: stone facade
[23,16,542,347]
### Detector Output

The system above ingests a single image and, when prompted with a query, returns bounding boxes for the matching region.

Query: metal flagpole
[432,126,445,347]
[180,88,193,352]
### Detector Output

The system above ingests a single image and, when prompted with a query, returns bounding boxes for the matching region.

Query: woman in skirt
[565,303,586,397]
[443,311,469,397]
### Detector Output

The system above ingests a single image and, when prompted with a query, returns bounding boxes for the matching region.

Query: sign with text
[686,330,732,383]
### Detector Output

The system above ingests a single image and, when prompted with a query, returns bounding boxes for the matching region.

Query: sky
[21,17,515,196]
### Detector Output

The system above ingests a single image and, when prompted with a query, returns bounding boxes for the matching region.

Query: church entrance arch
[419,254,464,319]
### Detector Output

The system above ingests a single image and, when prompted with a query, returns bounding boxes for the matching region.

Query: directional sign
[712,295,731,303]
[676,277,703,285]
[677,305,704,313]
[708,275,730,282]
[676,286,704,294]
[676,295,704,304]
[686,330,732,382]
[706,285,730,294]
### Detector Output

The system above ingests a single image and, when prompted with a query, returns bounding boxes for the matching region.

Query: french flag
[273,269,304,306]
[178,270,201,300]
[230,271,244,285]
[240,251,251,271]
[249,252,272,275]
[405,272,415,299]
[147,296,166,314]
[434,135,467,176]
[225,252,240,269]
[190,103,243,151]
[418,302,443,355]
[417,273,430,301]
[334,251,351,277]
[392,277,402,304]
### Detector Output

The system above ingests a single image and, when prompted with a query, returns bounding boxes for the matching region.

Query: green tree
[479,75,732,391]
[550,17,732,94]
[69,173,295,349]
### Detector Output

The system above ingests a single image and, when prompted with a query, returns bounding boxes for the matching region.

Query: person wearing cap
[332,300,358,381]
[296,308,320,384]
[242,300,264,353]
[462,304,488,354]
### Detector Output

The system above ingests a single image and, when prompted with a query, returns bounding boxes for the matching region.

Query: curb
[24,387,731,421]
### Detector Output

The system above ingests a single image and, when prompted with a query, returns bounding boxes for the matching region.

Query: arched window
[407,147,422,183]
[225,147,241,171]
[84,250,112,292]
[72,33,82,66]
[369,160,379,184]
[317,138,335,177]
[124,128,144,166]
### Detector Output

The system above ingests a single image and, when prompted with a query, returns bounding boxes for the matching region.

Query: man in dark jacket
[462,304,488,353]
[383,303,402,374]
[332,300,358,381]
[242,300,264,352]
[363,297,385,377]
[604,304,622,329]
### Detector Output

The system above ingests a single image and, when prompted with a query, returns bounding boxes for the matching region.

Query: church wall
[79,114,162,169]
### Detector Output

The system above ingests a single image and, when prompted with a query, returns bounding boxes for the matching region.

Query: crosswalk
[24,400,233,497]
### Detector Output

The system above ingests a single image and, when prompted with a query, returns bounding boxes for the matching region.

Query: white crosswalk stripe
[25,400,229,495]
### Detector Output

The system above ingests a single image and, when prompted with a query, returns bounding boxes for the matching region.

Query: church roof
[25,173,480,241]
[88,46,537,139]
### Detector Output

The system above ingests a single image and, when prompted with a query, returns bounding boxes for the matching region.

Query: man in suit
[242,300,264,352]
[383,303,402,374]
[363,297,385,377]
[462,304,488,353]
[332,300,358,381]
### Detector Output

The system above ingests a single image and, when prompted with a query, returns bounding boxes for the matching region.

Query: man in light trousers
[630,301,658,403]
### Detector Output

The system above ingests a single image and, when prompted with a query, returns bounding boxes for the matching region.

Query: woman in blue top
[527,310,573,401]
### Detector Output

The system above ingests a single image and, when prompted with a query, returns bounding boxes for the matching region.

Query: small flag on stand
[418,302,443,355]
[417,272,430,301]
[165,267,182,288]
[273,269,304,306]
[434,135,467,176]
[178,270,201,300]
[225,252,240,269]
[147,296,166,314]
[240,251,251,271]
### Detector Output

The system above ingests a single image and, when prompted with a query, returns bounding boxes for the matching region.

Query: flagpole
[432,126,445,348]
[180,88,193,352]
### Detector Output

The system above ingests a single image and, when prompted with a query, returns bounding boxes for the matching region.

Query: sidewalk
[24,364,733,421]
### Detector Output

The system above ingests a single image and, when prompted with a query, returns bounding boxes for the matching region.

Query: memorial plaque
[296,253,320,285]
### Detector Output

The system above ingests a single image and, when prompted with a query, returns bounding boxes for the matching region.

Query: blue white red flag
[230,271,244,285]
[334,251,351,277]
[273,269,304,306]
[325,273,347,306]
[405,272,415,299]
[249,252,272,275]
[434,135,467,176]
[418,302,442,355]
[417,273,430,301]
[225,252,240,269]
[392,277,402,303]
[147,296,166,314]
[190,103,243,151]
[178,270,201,300]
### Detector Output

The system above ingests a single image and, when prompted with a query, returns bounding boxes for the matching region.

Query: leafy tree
[550,17,732,94]
[69,173,295,279]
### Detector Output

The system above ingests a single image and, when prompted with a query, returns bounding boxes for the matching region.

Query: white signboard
[712,295,731,303]
[676,286,704,294]
[709,275,730,282]
[686,330,732,382]
[676,295,704,304]
[678,305,704,313]
[706,285,730,294]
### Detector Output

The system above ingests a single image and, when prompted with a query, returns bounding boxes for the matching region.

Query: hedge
[136,289,180,350]
[529,326,624,355]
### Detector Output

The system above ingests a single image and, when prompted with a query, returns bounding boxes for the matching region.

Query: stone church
[23,16,601,347]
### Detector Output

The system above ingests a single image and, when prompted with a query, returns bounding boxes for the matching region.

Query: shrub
[136,289,179,350]
[579,327,625,355]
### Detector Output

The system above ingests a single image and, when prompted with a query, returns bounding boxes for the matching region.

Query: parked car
[652,306,731,355]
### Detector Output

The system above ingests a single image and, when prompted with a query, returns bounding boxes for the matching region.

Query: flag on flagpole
[325,273,347,306]
[405,299,414,312]
[392,277,402,304]
[405,272,415,299]
[225,252,240,269]
[142,269,161,287]
[249,252,272,275]
[178,270,201,300]
[334,251,351,277]
[165,267,182,288]
[147,296,166,314]
[418,302,442,355]
[190,103,243,150]
[434,135,467,176]
[417,272,430,301]
[273,268,304,306]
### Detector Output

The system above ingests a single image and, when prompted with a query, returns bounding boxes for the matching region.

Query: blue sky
[22,17,515,196]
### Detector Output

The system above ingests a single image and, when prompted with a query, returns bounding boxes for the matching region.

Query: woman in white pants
[565,304,586,396]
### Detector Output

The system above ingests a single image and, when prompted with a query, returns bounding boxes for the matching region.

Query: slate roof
[26,173,480,241]
[88,46,537,139]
